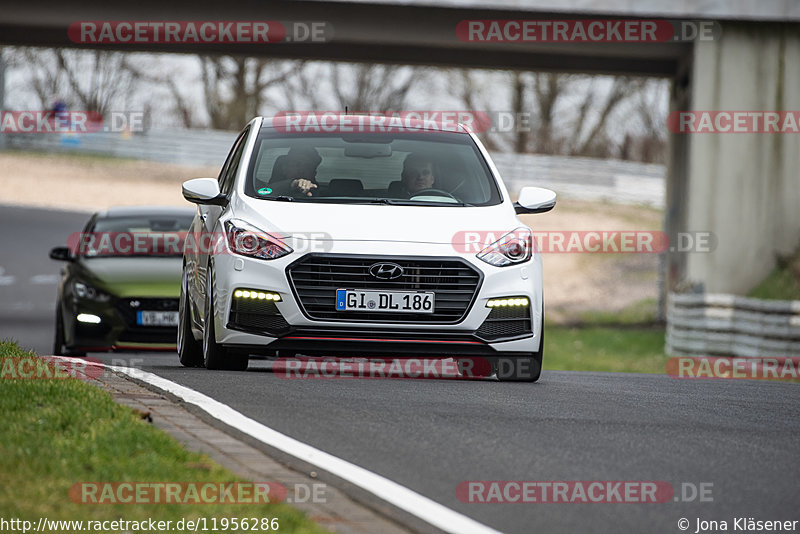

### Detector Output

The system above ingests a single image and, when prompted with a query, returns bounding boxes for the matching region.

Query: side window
[218,128,249,195]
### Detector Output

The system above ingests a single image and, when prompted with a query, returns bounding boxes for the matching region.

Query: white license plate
[137,310,179,326]
[336,290,435,313]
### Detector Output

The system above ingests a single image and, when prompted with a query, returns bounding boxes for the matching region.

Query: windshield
[244,130,502,206]
[81,214,194,258]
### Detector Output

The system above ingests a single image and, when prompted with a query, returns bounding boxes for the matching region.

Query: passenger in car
[269,146,322,196]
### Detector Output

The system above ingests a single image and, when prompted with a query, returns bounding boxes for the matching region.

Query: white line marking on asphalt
[0,267,16,286]
[30,274,60,285]
[58,359,502,534]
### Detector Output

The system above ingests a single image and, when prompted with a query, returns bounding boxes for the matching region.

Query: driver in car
[400,153,437,196]
[270,146,322,197]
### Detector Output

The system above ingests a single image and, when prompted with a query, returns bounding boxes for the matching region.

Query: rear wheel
[202,270,248,371]
[178,279,203,367]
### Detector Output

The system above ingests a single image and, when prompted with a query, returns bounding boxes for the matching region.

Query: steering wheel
[409,188,459,201]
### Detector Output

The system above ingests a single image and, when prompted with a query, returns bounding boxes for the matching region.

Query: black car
[50,206,194,355]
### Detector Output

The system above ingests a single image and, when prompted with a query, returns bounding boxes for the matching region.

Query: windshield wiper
[364,198,473,207]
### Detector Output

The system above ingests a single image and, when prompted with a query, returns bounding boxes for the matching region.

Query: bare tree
[54,50,138,115]
[329,63,419,112]
[626,79,668,162]
[567,76,645,157]
[5,48,139,115]
[455,68,661,161]
[455,69,508,152]
[199,55,297,130]
[12,49,65,109]
[281,62,325,110]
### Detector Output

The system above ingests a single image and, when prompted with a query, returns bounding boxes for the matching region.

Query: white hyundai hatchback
[178,116,555,381]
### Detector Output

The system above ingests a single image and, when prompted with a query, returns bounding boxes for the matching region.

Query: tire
[455,356,495,379]
[53,304,65,356]
[178,279,203,367]
[495,313,544,383]
[53,304,86,357]
[202,269,248,371]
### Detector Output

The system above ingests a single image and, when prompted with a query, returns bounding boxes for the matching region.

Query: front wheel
[202,270,248,371]
[178,279,203,368]
[495,314,544,383]
[53,304,86,357]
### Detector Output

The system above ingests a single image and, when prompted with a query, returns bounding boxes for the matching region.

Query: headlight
[476,227,532,267]
[73,281,111,302]
[224,219,293,260]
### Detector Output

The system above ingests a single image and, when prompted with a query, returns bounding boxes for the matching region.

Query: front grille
[229,297,291,335]
[287,254,482,323]
[475,305,532,341]
[115,298,179,327]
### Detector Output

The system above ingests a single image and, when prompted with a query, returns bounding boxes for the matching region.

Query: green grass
[544,324,667,373]
[576,297,659,325]
[748,247,800,300]
[0,341,324,533]
[544,297,668,374]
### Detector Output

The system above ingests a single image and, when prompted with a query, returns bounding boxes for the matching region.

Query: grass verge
[0,340,324,533]
[544,298,668,373]
[544,324,667,373]
[748,246,800,300]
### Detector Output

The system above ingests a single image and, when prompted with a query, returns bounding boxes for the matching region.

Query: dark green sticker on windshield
[257,187,272,195]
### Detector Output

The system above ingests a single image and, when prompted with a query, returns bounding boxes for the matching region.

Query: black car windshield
[244,130,502,206]
[81,214,194,258]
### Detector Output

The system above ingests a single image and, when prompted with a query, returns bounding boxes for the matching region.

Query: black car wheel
[495,313,544,383]
[53,304,86,357]
[202,269,248,371]
[178,278,204,367]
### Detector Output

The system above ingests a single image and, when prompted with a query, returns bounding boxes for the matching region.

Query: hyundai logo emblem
[369,262,404,280]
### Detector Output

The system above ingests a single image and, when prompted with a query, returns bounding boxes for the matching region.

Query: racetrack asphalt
[2,204,798,534]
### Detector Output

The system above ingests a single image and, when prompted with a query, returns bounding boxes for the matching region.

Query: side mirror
[49,246,73,262]
[514,187,556,214]
[182,178,227,205]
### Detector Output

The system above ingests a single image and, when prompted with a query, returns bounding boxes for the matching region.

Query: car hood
[233,196,523,245]
[78,257,182,297]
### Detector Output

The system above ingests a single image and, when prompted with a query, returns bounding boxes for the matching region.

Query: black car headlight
[73,281,111,302]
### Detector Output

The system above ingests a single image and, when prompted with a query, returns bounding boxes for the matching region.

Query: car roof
[259,114,473,134]
[95,206,196,219]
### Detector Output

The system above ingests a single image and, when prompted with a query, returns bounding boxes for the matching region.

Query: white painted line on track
[30,274,60,285]
[0,267,16,286]
[59,358,502,534]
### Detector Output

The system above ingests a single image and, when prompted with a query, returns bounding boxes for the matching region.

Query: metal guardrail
[1,128,666,207]
[666,293,800,358]
[2,128,237,167]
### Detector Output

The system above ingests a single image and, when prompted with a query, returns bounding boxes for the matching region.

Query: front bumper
[65,296,179,352]
[209,241,544,357]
